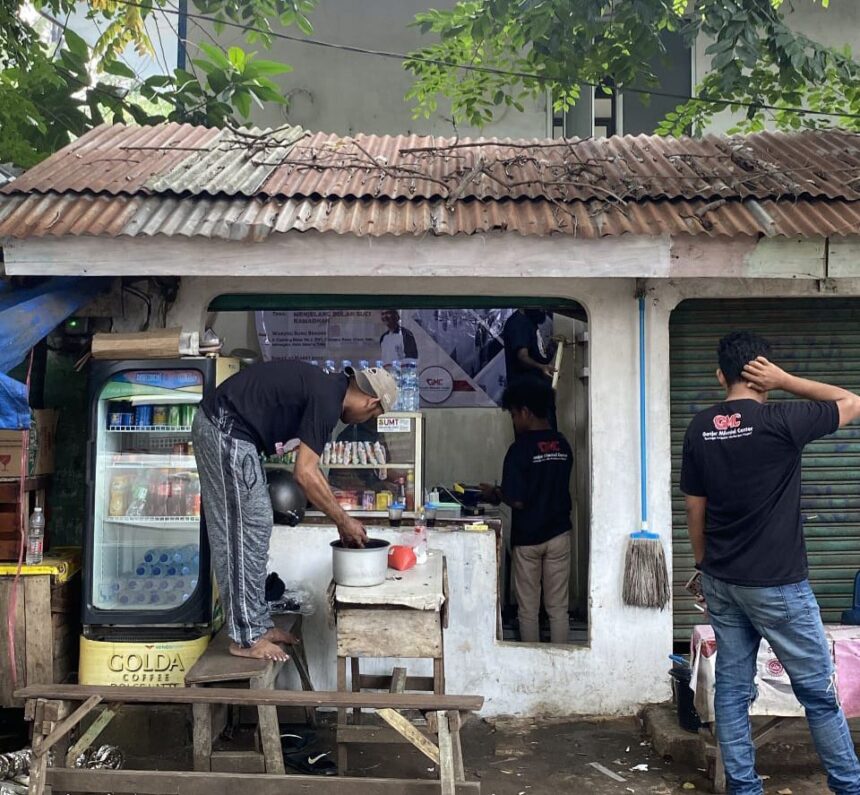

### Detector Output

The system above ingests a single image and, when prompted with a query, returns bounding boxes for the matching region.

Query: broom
[622,296,670,609]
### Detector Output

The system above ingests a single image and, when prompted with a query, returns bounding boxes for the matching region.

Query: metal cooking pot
[331,538,390,587]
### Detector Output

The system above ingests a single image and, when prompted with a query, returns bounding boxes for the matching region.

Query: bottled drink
[125,475,150,517]
[143,549,159,564]
[109,475,129,516]
[168,405,182,428]
[26,507,45,565]
[375,360,385,370]
[358,359,369,370]
[323,359,337,374]
[154,470,171,517]
[168,474,186,517]
[341,359,352,373]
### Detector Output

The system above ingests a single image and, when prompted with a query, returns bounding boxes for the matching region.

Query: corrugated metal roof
[2,191,859,240]
[4,123,860,203]
[2,123,860,241]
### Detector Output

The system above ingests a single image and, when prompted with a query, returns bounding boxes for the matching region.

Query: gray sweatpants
[192,409,274,647]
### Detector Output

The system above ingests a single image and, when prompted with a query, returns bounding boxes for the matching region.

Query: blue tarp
[0,277,110,429]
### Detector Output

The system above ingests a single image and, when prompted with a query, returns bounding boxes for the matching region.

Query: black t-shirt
[203,360,347,455]
[503,312,551,383]
[501,429,573,547]
[680,399,839,586]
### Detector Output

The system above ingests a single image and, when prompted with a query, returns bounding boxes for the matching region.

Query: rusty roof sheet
[2,191,859,241]
[4,123,860,204]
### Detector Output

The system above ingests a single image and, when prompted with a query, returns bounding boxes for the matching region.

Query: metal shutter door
[671,298,860,643]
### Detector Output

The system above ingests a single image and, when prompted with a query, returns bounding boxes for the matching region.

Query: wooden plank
[390,667,407,693]
[377,708,440,766]
[0,577,27,707]
[437,711,455,795]
[350,657,361,723]
[433,658,445,695]
[192,702,212,772]
[46,769,481,795]
[186,615,299,685]
[34,695,102,757]
[336,656,348,776]
[16,684,483,712]
[360,675,434,692]
[24,576,53,688]
[255,704,285,775]
[66,703,122,767]
[337,609,442,658]
[337,724,435,745]
[448,711,465,781]
[210,751,265,774]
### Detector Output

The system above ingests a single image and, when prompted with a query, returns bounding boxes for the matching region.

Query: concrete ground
[0,703,836,793]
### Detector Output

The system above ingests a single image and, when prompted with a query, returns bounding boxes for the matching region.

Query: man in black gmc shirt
[193,361,397,662]
[681,331,860,795]
[481,378,572,644]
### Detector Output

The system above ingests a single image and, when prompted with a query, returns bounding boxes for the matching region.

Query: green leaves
[1,0,306,168]
[405,0,860,134]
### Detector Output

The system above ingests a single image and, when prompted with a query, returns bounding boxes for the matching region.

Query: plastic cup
[388,505,403,528]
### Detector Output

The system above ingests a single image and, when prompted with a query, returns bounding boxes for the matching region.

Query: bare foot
[229,638,291,662]
[263,627,300,646]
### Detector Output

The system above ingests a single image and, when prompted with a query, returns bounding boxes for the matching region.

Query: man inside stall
[481,378,573,644]
[194,361,397,661]
[502,308,558,429]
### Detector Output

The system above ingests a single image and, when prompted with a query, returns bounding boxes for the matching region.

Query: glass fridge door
[93,369,204,613]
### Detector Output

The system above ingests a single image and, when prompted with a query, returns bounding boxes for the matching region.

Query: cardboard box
[0,410,59,477]
[215,357,240,386]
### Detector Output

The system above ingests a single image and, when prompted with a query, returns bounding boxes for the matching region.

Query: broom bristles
[622,536,670,609]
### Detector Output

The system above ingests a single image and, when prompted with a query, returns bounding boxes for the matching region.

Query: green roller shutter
[670,298,860,643]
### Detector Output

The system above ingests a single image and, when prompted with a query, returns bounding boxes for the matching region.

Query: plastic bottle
[358,359,370,371]
[323,359,337,374]
[341,359,352,373]
[26,507,45,565]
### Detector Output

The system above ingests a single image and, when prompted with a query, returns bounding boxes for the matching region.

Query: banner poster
[256,308,525,408]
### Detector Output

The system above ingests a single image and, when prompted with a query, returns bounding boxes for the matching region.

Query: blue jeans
[702,574,860,795]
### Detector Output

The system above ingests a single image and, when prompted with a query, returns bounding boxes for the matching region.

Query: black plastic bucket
[668,667,701,733]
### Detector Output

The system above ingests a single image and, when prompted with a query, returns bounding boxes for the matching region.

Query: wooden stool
[185,613,315,774]
[334,551,449,774]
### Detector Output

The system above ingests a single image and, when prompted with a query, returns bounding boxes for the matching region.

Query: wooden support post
[377,708,440,766]
[433,658,445,695]
[350,657,361,724]
[192,702,213,772]
[250,670,284,776]
[337,656,348,775]
[390,667,407,694]
[437,711,455,795]
[65,704,122,767]
[289,642,316,728]
[448,711,465,781]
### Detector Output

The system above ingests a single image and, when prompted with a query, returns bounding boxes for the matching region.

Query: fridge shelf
[108,425,192,433]
[106,516,199,524]
[107,456,197,469]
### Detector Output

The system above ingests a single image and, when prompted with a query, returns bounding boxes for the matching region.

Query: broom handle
[639,296,648,532]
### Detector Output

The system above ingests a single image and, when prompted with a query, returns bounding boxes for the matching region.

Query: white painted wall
[192,0,548,138]
[694,0,860,135]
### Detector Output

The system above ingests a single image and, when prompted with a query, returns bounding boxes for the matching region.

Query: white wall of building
[193,0,548,138]
[9,231,860,714]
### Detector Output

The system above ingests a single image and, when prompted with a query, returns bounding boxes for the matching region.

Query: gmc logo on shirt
[713,413,742,430]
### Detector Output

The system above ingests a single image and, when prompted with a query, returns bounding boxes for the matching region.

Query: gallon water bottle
[26,507,45,565]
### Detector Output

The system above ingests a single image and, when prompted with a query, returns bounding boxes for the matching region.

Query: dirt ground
[0,707,834,793]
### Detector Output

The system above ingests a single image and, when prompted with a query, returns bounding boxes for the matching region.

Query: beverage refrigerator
[82,358,226,639]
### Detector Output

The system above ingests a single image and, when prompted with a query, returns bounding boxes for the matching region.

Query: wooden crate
[0,476,51,561]
[0,571,80,707]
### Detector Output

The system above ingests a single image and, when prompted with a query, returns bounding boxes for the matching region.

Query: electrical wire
[110,0,860,122]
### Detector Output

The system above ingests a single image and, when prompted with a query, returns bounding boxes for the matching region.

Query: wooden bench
[16,684,484,795]
[185,613,315,774]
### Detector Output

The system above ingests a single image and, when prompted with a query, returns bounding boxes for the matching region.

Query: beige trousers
[512,532,571,644]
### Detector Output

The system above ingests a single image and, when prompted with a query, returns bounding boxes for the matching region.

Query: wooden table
[333,550,449,775]
[185,613,315,774]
